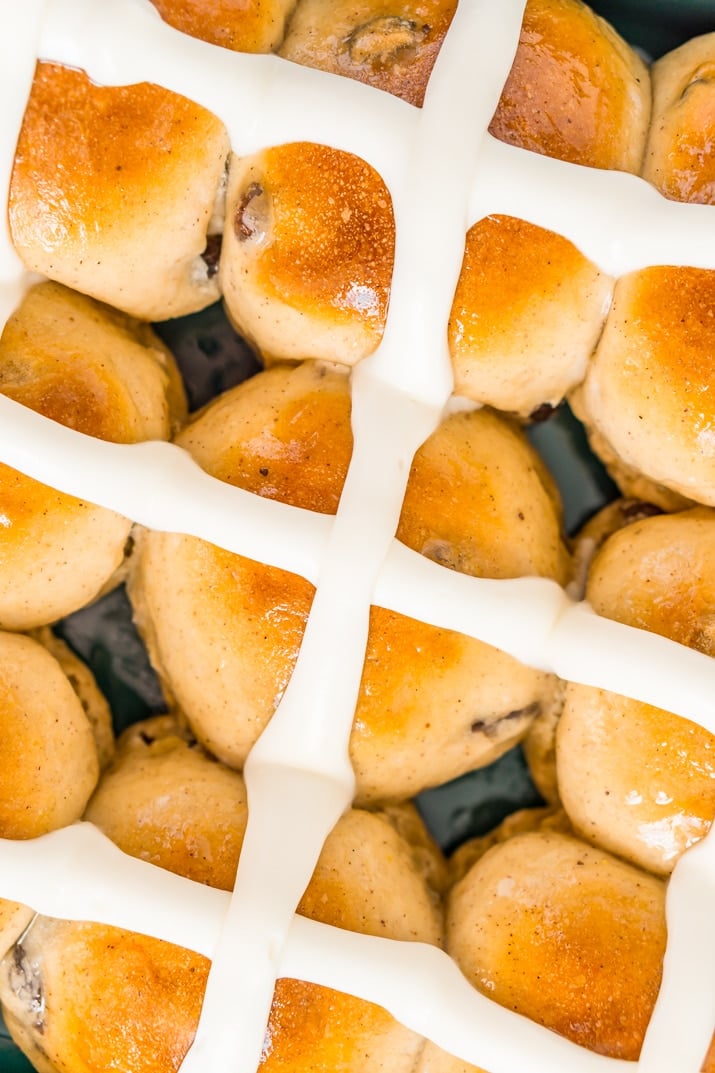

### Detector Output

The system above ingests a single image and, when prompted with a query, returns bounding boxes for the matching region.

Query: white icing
[636,834,715,1072]
[0,1,711,1072]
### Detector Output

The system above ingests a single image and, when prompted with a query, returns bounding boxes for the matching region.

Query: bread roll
[85,714,249,891]
[0,626,110,968]
[129,360,570,802]
[447,831,666,1062]
[643,32,715,203]
[1,721,444,1073]
[490,0,650,173]
[448,216,612,418]
[447,0,650,417]
[220,144,394,365]
[279,0,457,107]
[10,64,229,321]
[557,507,715,875]
[0,630,105,840]
[573,267,715,508]
[575,33,715,508]
[437,829,715,1072]
[0,281,185,630]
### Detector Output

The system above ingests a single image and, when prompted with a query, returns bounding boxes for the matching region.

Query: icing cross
[0,1,713,1071]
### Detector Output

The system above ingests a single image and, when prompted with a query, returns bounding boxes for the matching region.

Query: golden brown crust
[490,0,650,172]
[10,64,229,320]
[130,363,570,802]
[557,508,715,875]
[151,0,298,52]
[447,831,666,1061]
[0,631,101,839]
[449,215,612,416]
[220,145,394,365]
[643,33,715,204]
[278,0,457,107]
[0,282,185,630]
[576,267,715,507]
[84,715,249,891]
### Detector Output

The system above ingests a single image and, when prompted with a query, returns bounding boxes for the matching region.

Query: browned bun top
[0,631,102,840]
[0,281,184,630]
[447,831,666,1061]
[557,507,715,876]
[279,0,457,107]
[643,33,715,203]
[490,0,650,172]
[85,715,249,892]
[577,266,715,507]
[586,506,715,653]
[448,214,612,416]
[10,63,229,321]
[151,0,298,52]
[220,144,394,364]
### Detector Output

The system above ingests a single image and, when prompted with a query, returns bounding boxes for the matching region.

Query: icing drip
[637,835,715,1072]
[0,0,710,1071]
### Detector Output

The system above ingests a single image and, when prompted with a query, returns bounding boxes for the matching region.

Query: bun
[574,267,715,507]
[447,830,667,1062]
[9,65,229,321]
[0,630,105,839]
[278,0,457,107]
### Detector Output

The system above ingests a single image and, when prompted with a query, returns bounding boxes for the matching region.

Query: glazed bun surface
[278,0,457,107]
[575,267,715,507]
[220,144,394,366]
[151,0,298,52]
[10,64,229,321]
[447,831,666,1061]
[489,0,650,171]
[85,715,249,891]
[448,215,612,417]
[643,32,715,203]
